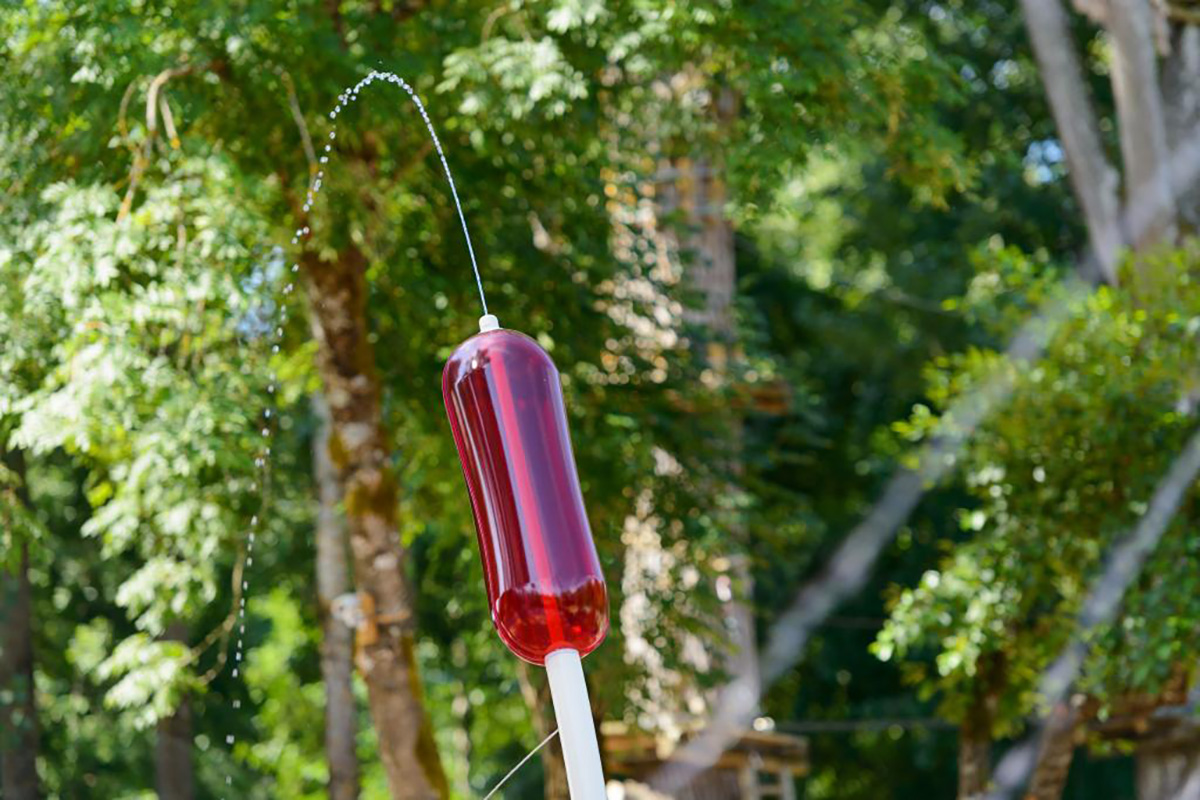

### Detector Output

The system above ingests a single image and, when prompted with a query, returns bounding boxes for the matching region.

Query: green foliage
[878,245,1200,734]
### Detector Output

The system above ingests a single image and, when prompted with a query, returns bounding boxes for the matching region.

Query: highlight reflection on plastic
[443,328,609,665]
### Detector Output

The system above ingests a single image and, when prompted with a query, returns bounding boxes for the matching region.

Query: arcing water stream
[220,70,488,796]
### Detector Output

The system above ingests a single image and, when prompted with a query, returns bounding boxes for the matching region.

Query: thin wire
[482,728,560,799]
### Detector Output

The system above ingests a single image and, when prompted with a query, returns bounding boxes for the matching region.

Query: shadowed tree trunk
[957,695,992,798]
[1025,702,1083,800]
[156,622,195,800]
[956,652,1004,799]
[0,447,39,800]
[314,394,361,800]
[302,244,448,800]
[957,719,990,800]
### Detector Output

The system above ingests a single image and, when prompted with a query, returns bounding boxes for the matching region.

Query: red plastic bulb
[443,326,609,665]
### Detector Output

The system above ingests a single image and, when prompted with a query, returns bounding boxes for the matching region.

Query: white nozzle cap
[545,649,606,800]
[479,314,501,332]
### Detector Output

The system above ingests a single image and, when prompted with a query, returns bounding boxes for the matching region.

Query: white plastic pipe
[545,648,606,800]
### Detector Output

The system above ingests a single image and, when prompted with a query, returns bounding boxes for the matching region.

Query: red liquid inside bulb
[443,328,609,664]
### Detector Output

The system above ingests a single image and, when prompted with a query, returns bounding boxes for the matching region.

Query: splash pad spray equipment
[441,311,609,800]
[443,316,610,800]
[241,69,610,797]
[328,71,610,798]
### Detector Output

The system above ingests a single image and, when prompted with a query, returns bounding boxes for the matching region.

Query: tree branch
[1107,0,1177,249]
[117,62,206,222]
[1020,0,1123,284]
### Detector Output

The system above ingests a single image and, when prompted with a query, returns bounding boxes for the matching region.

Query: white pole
[545,648,607,800]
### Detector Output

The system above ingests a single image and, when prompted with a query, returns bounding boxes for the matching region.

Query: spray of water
[305,70,488,314]
[218,70,485,795]
[220,291,282,794]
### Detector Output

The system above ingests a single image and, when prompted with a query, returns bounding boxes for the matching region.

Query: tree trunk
[1025,702,1082,800]
[156,622,195,800]
[1161,21,1200,234]
[1019,0,1123,283]
[302,244,448,800]
[669,88,762,703]
[957,698,991,800]
[1136,731,1200,800]
[518,662,570,800]
[957,654,1003,800]
[0,544,38,800]
[1106,0,1176,247]
[671,151,737,341]
[0,448,40,800]
[314,393,361,800]
[957,720,990,800]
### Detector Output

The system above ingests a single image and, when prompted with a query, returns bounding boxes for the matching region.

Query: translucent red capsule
[442,327,609,664]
